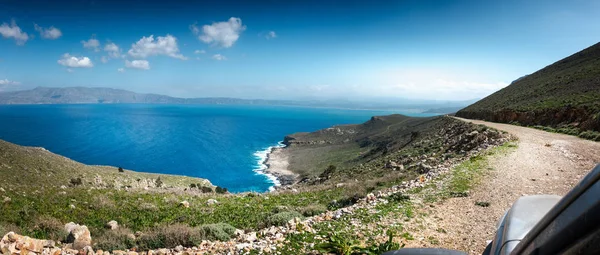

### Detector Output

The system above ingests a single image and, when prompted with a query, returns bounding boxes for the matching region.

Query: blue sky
[0,0,599,100]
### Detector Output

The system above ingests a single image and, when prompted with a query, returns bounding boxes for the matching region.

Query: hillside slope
[456,42,600,132]
[272,115,508,187]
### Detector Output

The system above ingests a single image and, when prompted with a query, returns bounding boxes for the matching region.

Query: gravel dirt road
[404,118,600,254]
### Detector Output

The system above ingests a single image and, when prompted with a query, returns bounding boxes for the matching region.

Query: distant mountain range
[0,87,473,113]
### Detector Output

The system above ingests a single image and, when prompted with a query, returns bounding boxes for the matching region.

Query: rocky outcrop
[64,223,92,250]
[457,106,600,132]
[0,232,55,254]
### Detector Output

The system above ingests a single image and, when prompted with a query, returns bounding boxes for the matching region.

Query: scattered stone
[105,220,119,230]
[65,223,92,250]
[69,204,76,209]
[174,245,184,252]
[335,183,345,188]
[206,199,218,205]
[0,232,55,253]
[179,201,190,208]
[2,196,10,203]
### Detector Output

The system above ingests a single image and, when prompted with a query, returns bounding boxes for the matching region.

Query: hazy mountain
[0,86,473,113]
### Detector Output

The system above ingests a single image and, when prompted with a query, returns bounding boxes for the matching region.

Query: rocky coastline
[263,146,299,188]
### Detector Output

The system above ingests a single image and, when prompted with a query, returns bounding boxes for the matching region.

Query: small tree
[215,186,228,194]
[155,177,163,188]
[118,167,124,173]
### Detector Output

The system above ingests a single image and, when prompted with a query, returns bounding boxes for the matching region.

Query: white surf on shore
[253,141,286,192]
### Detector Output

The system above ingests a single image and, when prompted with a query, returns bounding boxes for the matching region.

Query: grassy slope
[283,115,439,177]
[459,42,600,112]
[456,42,600,134]
[0,139,372,249]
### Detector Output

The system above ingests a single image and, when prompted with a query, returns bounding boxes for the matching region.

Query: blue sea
[0,104,435,192]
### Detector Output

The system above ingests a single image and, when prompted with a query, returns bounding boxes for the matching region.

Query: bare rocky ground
[403,118,600,254]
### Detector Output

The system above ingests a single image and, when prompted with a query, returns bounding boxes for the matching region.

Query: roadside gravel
[404,118,600,254]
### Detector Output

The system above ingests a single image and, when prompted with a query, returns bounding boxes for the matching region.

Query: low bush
[30,216,67,241]
[388,193,410,203]
[299,204,327,217]
[268,211,303,226]
[137,224,203,250]
[215,186,228,194]
[0,222,21,236]
[579,131,600,141]
[328,194,364,210]
[200,223,236,242]
[200,186,213,193]
[94,228,136,251]
[70,178,83,186]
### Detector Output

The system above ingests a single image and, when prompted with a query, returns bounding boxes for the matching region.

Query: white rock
[105,220,119,230]
[179,201,190,208]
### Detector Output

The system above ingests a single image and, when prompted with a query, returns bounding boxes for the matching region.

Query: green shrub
[200,223,236,242]
[215,186,228,194]
[579,131,600,141]
[268,211,303,226]
[200,186,213,193]
[94,228,136,251]
[299,204,327,217]
[137,224,203,250]
[272,205,290,213]
[189,183,197,188]
[388,193,410,203]
[328,194,364,210]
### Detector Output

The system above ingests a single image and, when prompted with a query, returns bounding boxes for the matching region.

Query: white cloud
[66,68,74,73]
[125,60,150,70]
[0,79,21,92]
[117,68,125,73]
[0,20,29,45]
[194,49,206,54]
[81,37,100,51]
[104,42,121,58]
[0,79,20,85]
[212,54,226,61]
[191,17,245,48]
[57,53,94,68]
[33,24,62,39]
[265,31,276,39]
[128,35,186,60]
[100,56,109,63]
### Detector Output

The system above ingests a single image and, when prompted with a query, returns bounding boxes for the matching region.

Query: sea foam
[253,141,286,192]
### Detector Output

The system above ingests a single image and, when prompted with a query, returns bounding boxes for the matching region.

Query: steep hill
[456,42,600,132]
